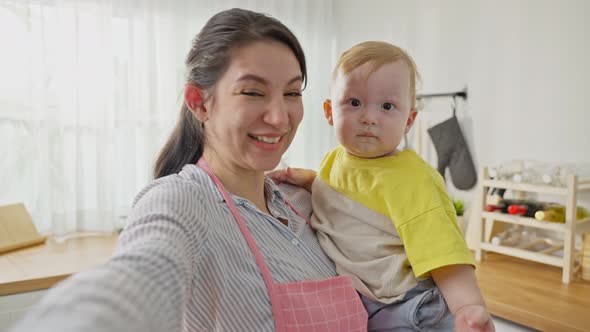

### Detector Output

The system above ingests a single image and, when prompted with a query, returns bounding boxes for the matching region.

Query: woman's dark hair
[154,8,307,178]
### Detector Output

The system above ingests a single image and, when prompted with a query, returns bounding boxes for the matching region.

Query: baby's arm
[431,264,495,332]
[267,167,317,192]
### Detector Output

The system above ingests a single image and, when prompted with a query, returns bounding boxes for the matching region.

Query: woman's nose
[264,97,289,129]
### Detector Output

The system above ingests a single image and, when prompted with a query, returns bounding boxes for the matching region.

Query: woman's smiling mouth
[248,134,282,143]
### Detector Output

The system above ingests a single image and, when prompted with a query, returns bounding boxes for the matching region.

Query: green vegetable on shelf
[454,199,465,216]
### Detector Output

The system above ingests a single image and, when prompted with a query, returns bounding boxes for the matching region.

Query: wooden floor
[476,253,590,332]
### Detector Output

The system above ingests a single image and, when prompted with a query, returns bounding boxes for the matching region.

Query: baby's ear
[323,99,334,126]
[405,108,418,133]
[185,84,208,122]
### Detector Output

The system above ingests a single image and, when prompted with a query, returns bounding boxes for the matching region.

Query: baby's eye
[348,98,361,107]
[382,102,395,111]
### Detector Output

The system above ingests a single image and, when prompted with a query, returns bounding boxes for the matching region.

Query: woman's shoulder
[120,165,215,261]
[127,165,219,235]
[133,164,214,206]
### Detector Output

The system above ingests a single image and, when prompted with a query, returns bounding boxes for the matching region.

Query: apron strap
[284,200,311,225]
[197,158,285,332]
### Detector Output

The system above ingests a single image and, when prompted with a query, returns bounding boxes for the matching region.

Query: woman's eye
[348,98,361,107]
[241,91,263,97]
[285,91,302,97]
[382,102,395,111]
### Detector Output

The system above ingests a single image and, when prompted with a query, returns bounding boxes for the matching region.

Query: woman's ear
[184,84,207,122]
[323,99,333,126]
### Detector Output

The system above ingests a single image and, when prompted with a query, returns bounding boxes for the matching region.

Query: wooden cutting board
[0,203,46,254]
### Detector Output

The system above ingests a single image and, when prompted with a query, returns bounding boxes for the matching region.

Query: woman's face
[202,40,304,173]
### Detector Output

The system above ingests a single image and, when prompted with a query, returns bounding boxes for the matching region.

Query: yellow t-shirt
[317,146,474,278]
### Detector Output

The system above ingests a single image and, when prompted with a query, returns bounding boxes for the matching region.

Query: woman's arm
[431,264,495,332]
[10,181,206,332]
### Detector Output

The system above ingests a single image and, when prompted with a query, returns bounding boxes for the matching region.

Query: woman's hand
[267,167,316,192]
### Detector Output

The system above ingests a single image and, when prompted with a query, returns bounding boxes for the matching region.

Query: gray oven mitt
[427,116,477,190]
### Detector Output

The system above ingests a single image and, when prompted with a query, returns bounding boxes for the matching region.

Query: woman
[11,8,367,332]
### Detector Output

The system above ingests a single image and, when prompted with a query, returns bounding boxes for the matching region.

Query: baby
[272,41,493,331]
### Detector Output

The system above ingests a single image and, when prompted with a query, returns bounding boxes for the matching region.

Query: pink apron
[198,159,368,332]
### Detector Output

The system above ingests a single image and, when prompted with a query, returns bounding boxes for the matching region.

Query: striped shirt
[10,165,337,332]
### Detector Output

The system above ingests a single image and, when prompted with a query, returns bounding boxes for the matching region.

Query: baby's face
[327,61,416,159]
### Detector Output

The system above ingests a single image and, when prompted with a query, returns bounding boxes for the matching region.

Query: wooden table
[0,233,118,296]
[476,253,590,332]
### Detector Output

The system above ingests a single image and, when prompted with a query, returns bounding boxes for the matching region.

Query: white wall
[328,0,590,204]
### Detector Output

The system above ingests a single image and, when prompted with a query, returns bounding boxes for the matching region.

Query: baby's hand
[266,167,316,192]
[455,304,495,332]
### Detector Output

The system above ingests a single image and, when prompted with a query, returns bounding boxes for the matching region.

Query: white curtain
[0,0,337,234]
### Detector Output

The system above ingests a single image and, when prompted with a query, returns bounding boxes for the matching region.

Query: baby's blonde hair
[332,41,421,109]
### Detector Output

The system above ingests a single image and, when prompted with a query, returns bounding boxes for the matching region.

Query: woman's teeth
[250,135,281,143]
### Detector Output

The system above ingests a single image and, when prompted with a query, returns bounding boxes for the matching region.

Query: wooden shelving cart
[474,167,590,283]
